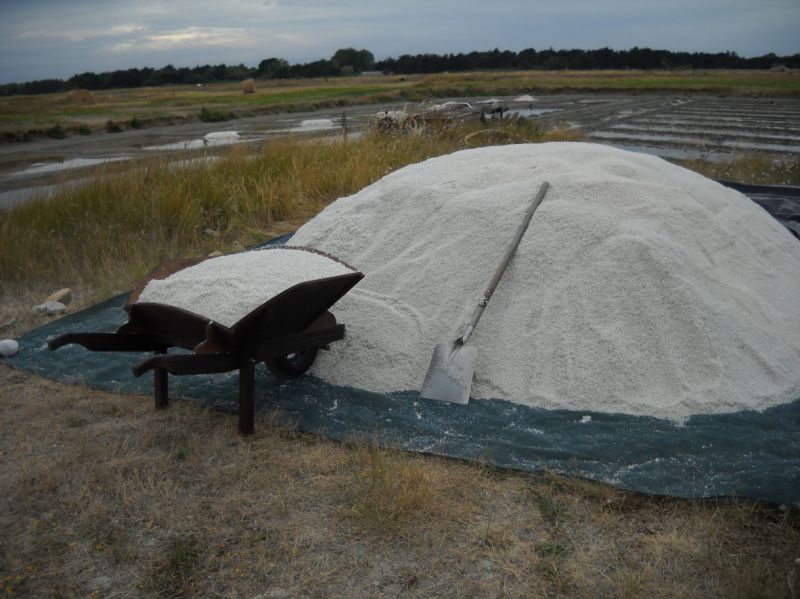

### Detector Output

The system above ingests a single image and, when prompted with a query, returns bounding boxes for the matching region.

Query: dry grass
[1,364,798,598]
[66,90,96,106]
[679,153,800,186]
[413,69,800,97]
[0,119,577,298]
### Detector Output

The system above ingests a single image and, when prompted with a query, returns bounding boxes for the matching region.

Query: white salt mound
[291,142,800,421]
[137,247,354,328]
[299,119,336,130]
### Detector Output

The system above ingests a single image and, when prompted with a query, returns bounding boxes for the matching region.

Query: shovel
[420,181,551,404]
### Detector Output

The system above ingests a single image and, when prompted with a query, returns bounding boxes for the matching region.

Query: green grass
[198,106,232,122]
[412,70,800,97]
[0,110,102,124]
[1,70,798,137]
[148,84,402,109]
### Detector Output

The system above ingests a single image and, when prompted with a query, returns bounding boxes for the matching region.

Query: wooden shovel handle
[459,181,550,344]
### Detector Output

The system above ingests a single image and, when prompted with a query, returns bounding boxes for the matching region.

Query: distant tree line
[375,47,799,73]
[1,46,797,96]
[0,48,376,96]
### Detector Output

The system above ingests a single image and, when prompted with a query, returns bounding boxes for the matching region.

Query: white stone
[0,339,19,357]
[33,300,66,315]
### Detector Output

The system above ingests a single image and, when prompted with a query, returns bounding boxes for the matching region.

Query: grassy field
[679,154,800,186]
[1,367,798,598]
[1,69,798,140]
[0,78,416,140]
[415,69,800,96]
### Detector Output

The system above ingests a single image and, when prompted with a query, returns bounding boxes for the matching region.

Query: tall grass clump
[349,442,440,530]
[199,106,231,122]
[0,119,576,297]
[346,438,484,536]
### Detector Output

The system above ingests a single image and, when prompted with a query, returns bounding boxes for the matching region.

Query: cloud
[1,0,797,84]
[108,26,252,53]
[273,32,308,45]
[15,24,148,43]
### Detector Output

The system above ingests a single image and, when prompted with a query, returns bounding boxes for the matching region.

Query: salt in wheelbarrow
[48,247,363,435]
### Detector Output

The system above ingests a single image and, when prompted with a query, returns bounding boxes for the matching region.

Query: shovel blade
[420,341,477,405]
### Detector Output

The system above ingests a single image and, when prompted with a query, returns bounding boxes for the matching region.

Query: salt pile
[291,142,800,421]
[137,247,354,327]
[297,119,336,131]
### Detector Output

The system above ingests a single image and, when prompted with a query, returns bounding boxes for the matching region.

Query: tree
[258,57,290,78]
[518,48,537,69]
[331,48,374,72]
[293,59,339,78]
[3,47,799,97]
[67,71,101,90]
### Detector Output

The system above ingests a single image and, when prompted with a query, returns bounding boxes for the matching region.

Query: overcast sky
[1,0,798,84]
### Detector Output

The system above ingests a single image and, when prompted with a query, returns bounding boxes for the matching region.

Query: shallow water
[609,124,800,142]
[0,156,220,212]
[506,108,561,118]
[144,130,244,151]
[637,116,800,129]
[293,118,338,131]
[609,144,730,162]
[0,179,88,210]
[11,156,129,176]
[590,130,800,153]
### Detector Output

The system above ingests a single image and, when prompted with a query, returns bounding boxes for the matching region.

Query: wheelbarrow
[48,247,364,434]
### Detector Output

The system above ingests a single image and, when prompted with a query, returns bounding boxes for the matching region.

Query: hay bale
[242,79,256,94]
[68,90,95,105]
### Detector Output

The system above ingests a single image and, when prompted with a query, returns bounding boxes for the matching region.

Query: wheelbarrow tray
[49,263,363,434]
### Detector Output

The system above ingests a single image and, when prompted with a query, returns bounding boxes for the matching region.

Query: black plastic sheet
[718,180,800,239]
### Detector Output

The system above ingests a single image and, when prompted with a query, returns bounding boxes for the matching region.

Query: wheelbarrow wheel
[266,348,319,379]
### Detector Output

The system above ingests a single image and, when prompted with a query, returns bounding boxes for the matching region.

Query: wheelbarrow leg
[238,358,255,435]
[154,349,169,409]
